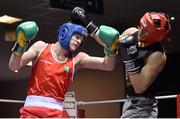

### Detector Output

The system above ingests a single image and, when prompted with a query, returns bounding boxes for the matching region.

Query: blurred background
[0,0,179,117]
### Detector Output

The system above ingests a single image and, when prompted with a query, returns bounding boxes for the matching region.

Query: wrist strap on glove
[11,41,29,56]
[86,21,98,36]
[124,59,140,74]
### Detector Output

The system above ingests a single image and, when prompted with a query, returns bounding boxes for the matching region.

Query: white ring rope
[0,99,24,104]
[0,95,177,105]
[155,95,176,100]
[77,95,177,106]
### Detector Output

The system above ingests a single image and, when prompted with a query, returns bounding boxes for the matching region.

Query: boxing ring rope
[0,94,179,117]
[0,94,177,104]
[77,95,177,106]
[0,99,24,104]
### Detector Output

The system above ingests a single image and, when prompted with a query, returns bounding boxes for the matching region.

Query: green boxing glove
[12,21,39,56]
[96,25,120,56]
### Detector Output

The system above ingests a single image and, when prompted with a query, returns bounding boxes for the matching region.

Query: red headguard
[139,12,171,44]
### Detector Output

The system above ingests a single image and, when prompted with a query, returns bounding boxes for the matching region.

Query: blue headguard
[57,22,87,51]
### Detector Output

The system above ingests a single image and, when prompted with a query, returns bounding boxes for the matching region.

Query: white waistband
[24,95,63,110]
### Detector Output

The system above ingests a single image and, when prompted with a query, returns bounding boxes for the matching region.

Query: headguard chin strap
[139,12,171,44]
[57,22,87,51]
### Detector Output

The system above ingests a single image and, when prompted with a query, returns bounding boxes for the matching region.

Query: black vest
[124,32,165,97]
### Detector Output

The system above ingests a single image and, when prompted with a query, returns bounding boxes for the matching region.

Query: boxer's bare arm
[129,51,166,93]
[9,41,47,71]
[74,52,116,71]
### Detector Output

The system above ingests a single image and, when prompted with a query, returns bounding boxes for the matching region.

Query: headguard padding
[57,22,87,51]
[139,12,171,44]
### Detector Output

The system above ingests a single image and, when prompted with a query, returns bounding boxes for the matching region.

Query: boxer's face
[138,27,150,42]
[69,34,84,52]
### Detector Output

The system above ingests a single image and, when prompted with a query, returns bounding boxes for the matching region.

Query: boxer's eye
[153,19,161,27]
[153,19,169,31]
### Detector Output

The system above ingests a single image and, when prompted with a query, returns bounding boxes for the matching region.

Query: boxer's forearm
[9,53,22,71]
